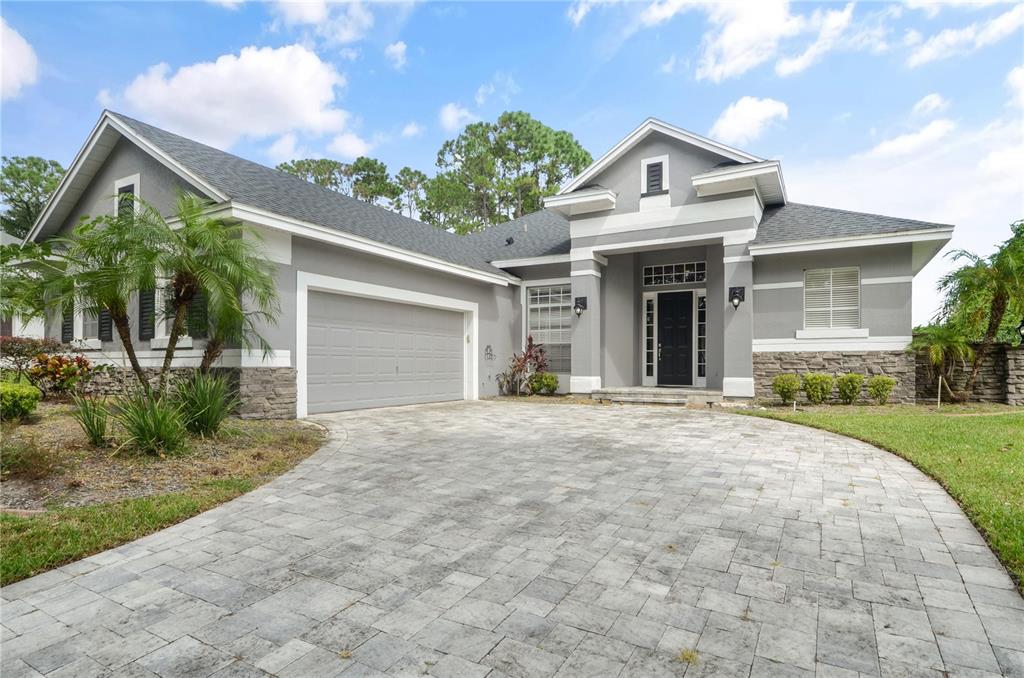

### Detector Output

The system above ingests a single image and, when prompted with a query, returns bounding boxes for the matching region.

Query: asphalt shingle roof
[754,202,951,245]
[463,210,570,260]
[111,112,514,277]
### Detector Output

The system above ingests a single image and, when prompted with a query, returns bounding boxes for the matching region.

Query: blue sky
[2,0,1022,323]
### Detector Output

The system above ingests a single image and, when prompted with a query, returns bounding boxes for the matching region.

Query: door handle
[658,343,662,359]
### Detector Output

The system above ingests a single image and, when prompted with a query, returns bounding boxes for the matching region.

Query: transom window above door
[643,262,706,286]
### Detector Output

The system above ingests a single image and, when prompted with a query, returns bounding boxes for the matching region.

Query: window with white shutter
[804,267,860,329]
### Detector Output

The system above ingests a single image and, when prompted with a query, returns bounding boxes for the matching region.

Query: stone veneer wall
[916,343,1024,405]
[753,350,915,404]
[82,366,297,419]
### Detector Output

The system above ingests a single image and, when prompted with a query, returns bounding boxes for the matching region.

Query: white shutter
[804,267,860,329]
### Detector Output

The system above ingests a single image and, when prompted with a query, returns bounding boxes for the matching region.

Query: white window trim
[72,310,102,351]
[639,288,706,387]
[640,154,670,195]
[150,283,193,349]
[113,173,141,215]
[521,277,572,376]
[295,272,479,418]
[803,266,861,331]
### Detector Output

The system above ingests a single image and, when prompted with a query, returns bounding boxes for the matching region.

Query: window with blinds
[804,267,860,329]
[527,284,572,373]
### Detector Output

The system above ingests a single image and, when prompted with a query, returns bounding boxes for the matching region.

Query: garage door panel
[306,291,465,413]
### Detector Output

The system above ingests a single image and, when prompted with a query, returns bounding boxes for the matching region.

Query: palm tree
[910,325,974,405]
[199,294,278,373]
[148,193,279,393]
[938,221,1024,396]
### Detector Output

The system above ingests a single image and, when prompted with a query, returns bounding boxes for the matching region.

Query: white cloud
[384,41,407,70]
[859,119,956,159]
[1007,65,1024,108]
[788,114,1022,325]
[267,132,305,163]
[328,131,372,159]
[207,0,244,8]
[474,72,520,106]
[108,44,349,148]
[775,3,854,76]
[273,0,374,45]
[567,0,593,26]
[905,0,1001,19]
[1,18,39,101]
[660,54,677,74]
[696,1,805,82]
[912,93,950,116]
[338,47,360,61]
[709,96,789,146]
[908,3,1024,67]
[639,0,697,27]
[903,28,923,46]
[439,103,478,132]
[401,121,424,138]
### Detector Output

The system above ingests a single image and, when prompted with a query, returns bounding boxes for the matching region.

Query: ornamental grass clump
[802,373,834,405]
[836,373,865,405]
[115,392,188,456]
[175,372,238,436]
[71,395,109,447]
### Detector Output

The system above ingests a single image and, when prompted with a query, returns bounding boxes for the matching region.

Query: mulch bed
[1,403,326,511]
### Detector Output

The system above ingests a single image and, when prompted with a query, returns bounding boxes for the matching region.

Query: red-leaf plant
[499,335,549,396]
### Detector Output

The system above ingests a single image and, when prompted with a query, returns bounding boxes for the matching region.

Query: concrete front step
[592,387,724,406]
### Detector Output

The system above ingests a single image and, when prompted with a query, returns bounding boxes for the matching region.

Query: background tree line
[276,111,592,234]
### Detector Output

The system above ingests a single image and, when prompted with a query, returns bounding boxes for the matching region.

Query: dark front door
[657,291,693,386]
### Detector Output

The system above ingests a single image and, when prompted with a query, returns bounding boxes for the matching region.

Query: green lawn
[741,404,1024,590]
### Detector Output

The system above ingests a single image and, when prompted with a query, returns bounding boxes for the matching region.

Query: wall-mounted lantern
[573,296,587,318]
[729,286,745,310]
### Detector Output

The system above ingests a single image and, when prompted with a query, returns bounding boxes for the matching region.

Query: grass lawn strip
[741,404,1024,591]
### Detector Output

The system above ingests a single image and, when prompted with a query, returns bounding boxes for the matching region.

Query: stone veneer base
[753,350,915,404]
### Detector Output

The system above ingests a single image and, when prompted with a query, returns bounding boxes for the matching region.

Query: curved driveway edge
[2,401,1022,677]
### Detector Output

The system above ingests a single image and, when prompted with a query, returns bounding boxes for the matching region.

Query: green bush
[802,373,834,405]
[771,374,801,405]
[836,373,865,405]
[71,395,109,447]
[175,372,239,436]
[0,436,63,479]
[528,371,559,395]
[115,393,188,456]
[0,382,41,420]
[867,375,897,405]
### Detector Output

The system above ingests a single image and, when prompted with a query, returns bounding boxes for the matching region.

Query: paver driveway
[3,402,1023,678]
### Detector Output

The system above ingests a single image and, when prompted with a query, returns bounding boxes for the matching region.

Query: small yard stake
[937,375,942,409]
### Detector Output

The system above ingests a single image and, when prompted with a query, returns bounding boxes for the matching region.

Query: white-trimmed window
[527,284,572,373]
[81,311,99,340]
[804,267,860,329]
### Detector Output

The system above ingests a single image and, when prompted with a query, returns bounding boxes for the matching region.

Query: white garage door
[306,291,465,413]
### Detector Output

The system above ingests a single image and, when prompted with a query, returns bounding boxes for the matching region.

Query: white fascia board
[570,195,759,240]
[228,203,518,287]
[27,112,229,243]
[559,118,762,195]
[491,253,570,268]
[543,188,616,215]
[748,228,954,256]
[692,161,786,205]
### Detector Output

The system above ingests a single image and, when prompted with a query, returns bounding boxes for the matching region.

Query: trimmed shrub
[836,373,865,405]
[71,395,109,447]
[771,374,801,405]
[0,382,42,420]
[802,373,834,405]
[528,372,559,395]
[175,372,238,436]
[115,393,187,456]
[867,375,897,405]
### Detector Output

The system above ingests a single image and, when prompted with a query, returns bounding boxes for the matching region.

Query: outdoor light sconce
[1017,316,1024,346]
[573,296,587,318]
[729,286,745,310]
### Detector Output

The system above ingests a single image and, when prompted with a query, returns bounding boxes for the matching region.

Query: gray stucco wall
[602,254,637,387]
[752,244,913,339]
[572,215,755,252]
[585,132,732,216]
[44,138,210,352]
[268,236,519,398]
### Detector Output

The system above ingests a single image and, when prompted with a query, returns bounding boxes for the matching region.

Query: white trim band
[570,270,602,278]
[723,255,753,264]
[752,281,802,290]
[722,377,754,398]
[491,253,570,269]
[570,375,602,394]
[748,228,954,256]
[753,336,912,352]
[862,276,913,285]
